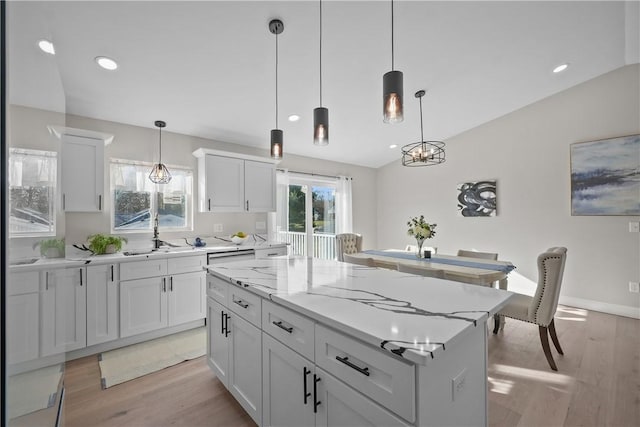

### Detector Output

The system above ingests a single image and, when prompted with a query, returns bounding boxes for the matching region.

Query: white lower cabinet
[207,297,261,424]
[7,271,40,364]
[86,263,119,346]
[41,267,87,356]
[168,271,206,325]
[120,277,168,338]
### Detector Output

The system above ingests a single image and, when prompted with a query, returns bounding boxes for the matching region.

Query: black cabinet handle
[170,276,173,292]
[162,277,166,292]
[246,200,249,211]
[110,265,114,282]
[220,311,225,335]
[63,194,66,210]
[303,367,311,404]
[313,374,321,413]
[98,194,102,210]
[79,268,83,286]
[208,199,211,211]
[45,271,49,290]
[224,313,230,337]
[272,320,293,334]
[335,356,370,376]
[233,299,249,309]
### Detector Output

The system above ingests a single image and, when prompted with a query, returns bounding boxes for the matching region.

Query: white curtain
[335,176,353,234]
[268,169,290,242]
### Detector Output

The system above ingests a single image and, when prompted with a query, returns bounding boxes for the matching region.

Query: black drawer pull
[233,299,249,309]
[335,356,370,376]
[303,367,311,404]
[313,374,321,413]
[272,320,293,334]
[224,313,231,337]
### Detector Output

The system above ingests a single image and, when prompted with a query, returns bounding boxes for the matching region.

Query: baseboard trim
[559,295,640,319]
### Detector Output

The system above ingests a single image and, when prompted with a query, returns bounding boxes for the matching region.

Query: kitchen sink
[10,257,40,265]
[123,250,154,256]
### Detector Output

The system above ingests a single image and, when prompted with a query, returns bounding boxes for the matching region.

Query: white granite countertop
[9,240,287,271]
[207,256,514,365]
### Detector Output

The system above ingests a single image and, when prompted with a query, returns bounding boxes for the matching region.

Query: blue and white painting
[571,135,640,216]
[457,180,497,217]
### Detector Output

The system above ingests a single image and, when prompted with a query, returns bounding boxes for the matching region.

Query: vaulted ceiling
[8,1,639,168]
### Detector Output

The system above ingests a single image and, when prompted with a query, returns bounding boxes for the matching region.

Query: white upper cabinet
[193,148,277,213]
[50,126,113,212]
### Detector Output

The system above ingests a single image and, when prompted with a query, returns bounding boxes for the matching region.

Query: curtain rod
[276,168,352,180]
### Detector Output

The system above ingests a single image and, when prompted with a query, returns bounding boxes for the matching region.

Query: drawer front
[227,285,261,327]
[262,300,315,361]
[254,246,287,258]
[315,324,416,423]
[120,258,167,281]
[7,271,40,295]
[207,274,228,305]
[168,255,206,275]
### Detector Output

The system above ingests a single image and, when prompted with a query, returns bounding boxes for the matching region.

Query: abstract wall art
[571,135,640,216]
[457,180,497,217]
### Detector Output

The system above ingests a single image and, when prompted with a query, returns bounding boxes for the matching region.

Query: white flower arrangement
[407,215,437,240]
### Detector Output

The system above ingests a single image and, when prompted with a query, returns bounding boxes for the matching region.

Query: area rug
[99,327,206,389]
[8,364,63,419]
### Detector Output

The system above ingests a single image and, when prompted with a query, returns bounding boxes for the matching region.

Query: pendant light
[149,120,172,183]
[401,90,445,166]
[383,0,403,123]
[269,19,284,159]
[313,0,329,146]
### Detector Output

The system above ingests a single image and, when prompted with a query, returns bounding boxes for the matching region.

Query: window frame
[110,159,194,234]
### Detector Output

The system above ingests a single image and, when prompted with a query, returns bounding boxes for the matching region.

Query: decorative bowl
[230,235,248,245]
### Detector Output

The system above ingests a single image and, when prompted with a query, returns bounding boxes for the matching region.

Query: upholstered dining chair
[342,253,376,267]
[457,249,498,260]
[397,263,446,279]
[335,233,363,262]
[493,247,568,371]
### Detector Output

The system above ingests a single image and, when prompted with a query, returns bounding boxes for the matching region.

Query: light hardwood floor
[64,305,639,427]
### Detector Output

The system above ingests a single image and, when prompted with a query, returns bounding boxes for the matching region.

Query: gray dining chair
[335,233,363,261]
[493,247,568,371]
[457,249,498,260]
[342,253,376,267]
[397,263,446,279]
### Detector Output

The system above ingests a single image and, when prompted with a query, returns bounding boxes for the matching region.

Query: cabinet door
[120,277,167,338]
[244,160,275,212]
[207,298,230,386]
[315,367,411,427]
[86,264,119,346]
[7,293,39,364]
[61,134,104,212]
[205,155,245,212]
[228,313,262,425]
[168,271,206,326]
[41,268,87,356]
[262,333,315,427]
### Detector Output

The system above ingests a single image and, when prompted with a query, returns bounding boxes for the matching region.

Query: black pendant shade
[270,129,283,159]
[383,70,403,123]
[149,120,172,184]
[313,107,329,146]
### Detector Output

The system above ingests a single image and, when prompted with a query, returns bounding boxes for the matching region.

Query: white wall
[8,106,377,250]
[376,65,640,318]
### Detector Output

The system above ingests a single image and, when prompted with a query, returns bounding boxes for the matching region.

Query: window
[9,148,57,237]
[111,160,193,232]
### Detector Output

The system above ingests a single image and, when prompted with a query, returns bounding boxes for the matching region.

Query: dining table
[352,249,516,290]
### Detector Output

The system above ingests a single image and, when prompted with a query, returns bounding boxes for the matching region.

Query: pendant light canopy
[401,90,445,167]
[383,0,403,123]
[269,19,284,159]
[313,0,329,146]
[149,120,172,183]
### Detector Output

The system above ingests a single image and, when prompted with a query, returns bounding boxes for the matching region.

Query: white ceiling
[8,1,639,168]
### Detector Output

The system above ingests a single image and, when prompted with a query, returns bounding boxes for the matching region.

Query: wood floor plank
[63,305,639,427]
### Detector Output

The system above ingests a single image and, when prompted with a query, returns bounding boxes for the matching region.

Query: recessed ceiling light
[553,63,569,73]
[95,56,118,71]
[38,40,55,55]
[288,114,300,122]
[389,144,398,149]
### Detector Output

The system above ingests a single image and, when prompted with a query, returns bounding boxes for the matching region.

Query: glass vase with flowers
[407,215,437,258]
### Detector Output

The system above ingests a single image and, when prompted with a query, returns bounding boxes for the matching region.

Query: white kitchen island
[206,256,513,427]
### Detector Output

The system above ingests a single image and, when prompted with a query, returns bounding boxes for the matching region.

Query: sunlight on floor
[555,306,589,322]
[488,376,514,395]
[491,364,574,387]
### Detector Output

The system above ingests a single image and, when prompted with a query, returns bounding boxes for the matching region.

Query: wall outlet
[629,222,640,233]
[213,223,223,233]
[255,221,266,230]
[630,282,640,293]
[451,368,467,402]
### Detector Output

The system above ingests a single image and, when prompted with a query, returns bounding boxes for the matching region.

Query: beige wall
[376,64,640,317]
[8,106,377,249]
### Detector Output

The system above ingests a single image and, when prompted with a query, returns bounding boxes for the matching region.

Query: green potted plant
[34,238,65,258]
[87,234,127,255]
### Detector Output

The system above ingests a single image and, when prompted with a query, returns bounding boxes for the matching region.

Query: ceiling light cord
[158,125,162,163]
[275,30,279,129]
[319,0,323,107]
[419,94,424,143]
[391,0,395,71]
